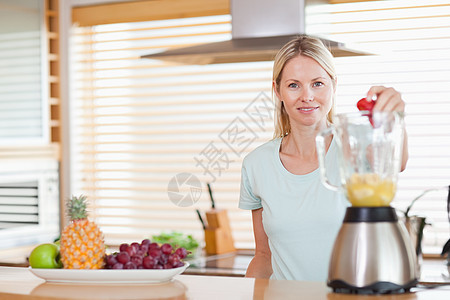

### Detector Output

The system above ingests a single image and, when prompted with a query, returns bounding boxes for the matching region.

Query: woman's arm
[245,208,272,278]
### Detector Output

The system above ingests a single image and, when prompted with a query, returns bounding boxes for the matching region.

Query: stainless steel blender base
[327,207,419,294]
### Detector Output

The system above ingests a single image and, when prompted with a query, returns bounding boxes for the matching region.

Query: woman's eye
[288,83,298,88]
[313,82,324,87]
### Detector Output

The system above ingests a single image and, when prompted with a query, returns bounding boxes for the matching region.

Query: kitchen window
[71,14,268,248]
[71,0,450,253]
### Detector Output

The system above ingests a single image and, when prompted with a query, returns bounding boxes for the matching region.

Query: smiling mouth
[298,107,319,112]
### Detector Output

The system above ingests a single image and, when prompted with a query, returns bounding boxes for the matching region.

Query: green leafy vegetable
[151,232,199,256]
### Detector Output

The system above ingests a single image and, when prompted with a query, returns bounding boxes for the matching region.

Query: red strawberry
[357,97,376,127]
[357,97,375,111]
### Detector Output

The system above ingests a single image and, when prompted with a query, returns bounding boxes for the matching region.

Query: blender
[316,111,419,294]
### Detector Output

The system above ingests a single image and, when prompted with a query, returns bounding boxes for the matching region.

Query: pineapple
[60,195,106,269]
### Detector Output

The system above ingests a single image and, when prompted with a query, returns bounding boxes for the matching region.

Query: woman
[239,35,408,281]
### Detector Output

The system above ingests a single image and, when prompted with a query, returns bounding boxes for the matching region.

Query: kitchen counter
[2,248,450,284]
[184,251,450,285]
[0,266,450,300]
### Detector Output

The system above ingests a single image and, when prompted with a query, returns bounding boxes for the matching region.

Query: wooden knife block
[204,209,236,255]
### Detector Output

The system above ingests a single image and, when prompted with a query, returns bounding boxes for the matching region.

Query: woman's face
[274,55,334,129]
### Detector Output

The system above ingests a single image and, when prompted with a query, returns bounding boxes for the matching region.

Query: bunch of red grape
[105,239,188,269]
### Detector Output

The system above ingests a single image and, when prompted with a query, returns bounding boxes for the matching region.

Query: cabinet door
[0,0,48,144]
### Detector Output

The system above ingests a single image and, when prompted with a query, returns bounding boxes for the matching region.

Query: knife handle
[207,183,215,209]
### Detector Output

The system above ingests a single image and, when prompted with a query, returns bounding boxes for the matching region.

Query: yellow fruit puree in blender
[346,173,396,207]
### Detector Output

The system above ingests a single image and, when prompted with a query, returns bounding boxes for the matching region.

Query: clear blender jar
[316,111,404,207]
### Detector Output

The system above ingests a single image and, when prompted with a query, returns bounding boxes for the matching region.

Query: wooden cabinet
[46,0,61,144]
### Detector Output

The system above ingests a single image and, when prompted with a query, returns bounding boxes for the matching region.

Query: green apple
[29,243,63,269]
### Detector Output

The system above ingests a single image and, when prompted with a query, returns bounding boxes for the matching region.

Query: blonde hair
[272,35,337,138]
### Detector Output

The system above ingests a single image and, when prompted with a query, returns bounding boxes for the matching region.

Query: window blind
[0,0,48,143]
[72,0,450,253]
[71,15,272,248]
[307,0,450,254]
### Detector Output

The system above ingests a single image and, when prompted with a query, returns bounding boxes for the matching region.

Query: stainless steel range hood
[142,0,369,64]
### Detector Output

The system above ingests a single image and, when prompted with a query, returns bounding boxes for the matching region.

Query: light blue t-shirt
[239,137,349,281]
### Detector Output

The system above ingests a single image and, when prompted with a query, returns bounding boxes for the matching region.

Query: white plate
[29,262,189,284]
